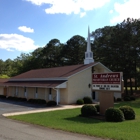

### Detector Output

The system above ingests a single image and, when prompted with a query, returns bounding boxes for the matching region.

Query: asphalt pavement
[0,99,109,140]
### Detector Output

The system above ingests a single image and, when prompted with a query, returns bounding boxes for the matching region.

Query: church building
[0,28,121,105]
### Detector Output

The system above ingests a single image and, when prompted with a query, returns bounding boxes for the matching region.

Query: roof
[0,80,66,88]
[0,79,9,83]
[10,62,99,81]
[0,62,112,88]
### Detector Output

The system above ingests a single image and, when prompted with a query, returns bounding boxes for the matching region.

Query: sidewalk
[2,104,83,117]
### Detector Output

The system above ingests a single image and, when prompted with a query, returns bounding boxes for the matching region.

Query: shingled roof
[10,62,98,81]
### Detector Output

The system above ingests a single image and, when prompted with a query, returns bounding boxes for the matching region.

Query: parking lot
[0,99,105,140]
[0,98,46,115]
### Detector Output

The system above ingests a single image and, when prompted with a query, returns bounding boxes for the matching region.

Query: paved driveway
[0,99,108,140]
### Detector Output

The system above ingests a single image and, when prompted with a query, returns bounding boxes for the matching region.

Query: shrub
[95,104,100,112]
[81,104,97,117]
[119,106,135,120]
[18,97,27,102]
[36,99,46,104]
[0,95,6,99]
[28,99,47,104]
[7,96,18,101]
[117,98,122,102]
[83,96,92,104]
[105,107,124,122]
[47,100,57,106]
[123,96,131,101]
[130,96,135,101]
[76,99,84,105]
[28,99,36,103]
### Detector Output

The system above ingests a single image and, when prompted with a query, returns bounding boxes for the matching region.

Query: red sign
[92,73,121,84]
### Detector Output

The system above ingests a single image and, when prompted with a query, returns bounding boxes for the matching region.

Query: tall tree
[62,35,86,65]
[91,18,140,94]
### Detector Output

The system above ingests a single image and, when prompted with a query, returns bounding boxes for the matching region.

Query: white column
[56,89,60,105]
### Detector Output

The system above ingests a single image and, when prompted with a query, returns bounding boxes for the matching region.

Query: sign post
[92,72,123,115]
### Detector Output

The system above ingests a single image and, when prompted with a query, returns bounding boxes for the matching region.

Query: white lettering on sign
[92,72,122,91]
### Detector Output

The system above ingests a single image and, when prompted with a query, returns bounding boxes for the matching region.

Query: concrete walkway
[3,104,83,116]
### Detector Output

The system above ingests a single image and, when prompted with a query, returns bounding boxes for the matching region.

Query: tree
[91,18,140,94]
[62,35,86,65]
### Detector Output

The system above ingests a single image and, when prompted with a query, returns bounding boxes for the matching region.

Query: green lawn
[9,99,140,140]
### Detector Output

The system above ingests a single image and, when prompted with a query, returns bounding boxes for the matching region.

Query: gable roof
[10,62,99,81]
[0,62,112,88]
[0,79,9,83]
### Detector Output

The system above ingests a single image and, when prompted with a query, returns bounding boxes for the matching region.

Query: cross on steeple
[84,26,94,64]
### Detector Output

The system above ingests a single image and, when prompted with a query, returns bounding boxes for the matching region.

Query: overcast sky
[0,0,139,60]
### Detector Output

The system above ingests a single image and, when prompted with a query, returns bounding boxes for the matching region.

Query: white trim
[97,62,112,72]
[9,78,68,82]
[55,82,67,88]
[67,62,112,79]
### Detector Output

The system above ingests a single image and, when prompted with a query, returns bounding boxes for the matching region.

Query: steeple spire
[84,26,94,64]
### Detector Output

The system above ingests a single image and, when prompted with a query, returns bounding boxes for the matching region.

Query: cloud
[0,34,39,52]
[110,0,140,24]
[18,26,34,33]
[109,10,113,14]
[25,0,110,17]
[80,12,86,18]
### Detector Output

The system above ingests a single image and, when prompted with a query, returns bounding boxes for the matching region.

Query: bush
[123,96,131,101]
[28,99,47,104]
[130,96,135,101]
[28,99,36,104]
[81,105,97,117]
[95,104,100,112]
[47,100,57,106]
[76,99,84,105]
[119,106,135,120]
[0,95,6,99]
[117,98,122,102]
[105,107,124,122]
[36,99,46,104]
[18,97,27,102]
[83,96,92,104]
[7,96,19,101]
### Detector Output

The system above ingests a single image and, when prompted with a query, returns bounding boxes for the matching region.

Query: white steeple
[84,26,94,64]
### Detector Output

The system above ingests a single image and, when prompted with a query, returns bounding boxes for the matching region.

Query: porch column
[56,88,60,105]
[49,88,52,100]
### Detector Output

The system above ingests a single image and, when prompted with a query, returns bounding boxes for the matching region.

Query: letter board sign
[92,72,122,91]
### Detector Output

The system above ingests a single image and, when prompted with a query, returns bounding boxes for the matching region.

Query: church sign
[92,72,122,91]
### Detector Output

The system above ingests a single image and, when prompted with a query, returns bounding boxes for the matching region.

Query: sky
[0,0,140,61]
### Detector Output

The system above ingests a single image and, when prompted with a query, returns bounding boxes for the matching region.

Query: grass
[8,99,140,140]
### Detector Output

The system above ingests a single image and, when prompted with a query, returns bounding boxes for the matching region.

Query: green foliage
[95,104,100,112]
[124,96,136,101]
[47,100,57,106]
[81,104,97,117]
[117,98,122,102]
[76,99,84,105]
[130,96,136,101]
[124,96,131,101]
[92,18,140,93]
[105,107,125,122]
[83,96,92,104]
[119,106,135,120]
[0,74,10,78]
